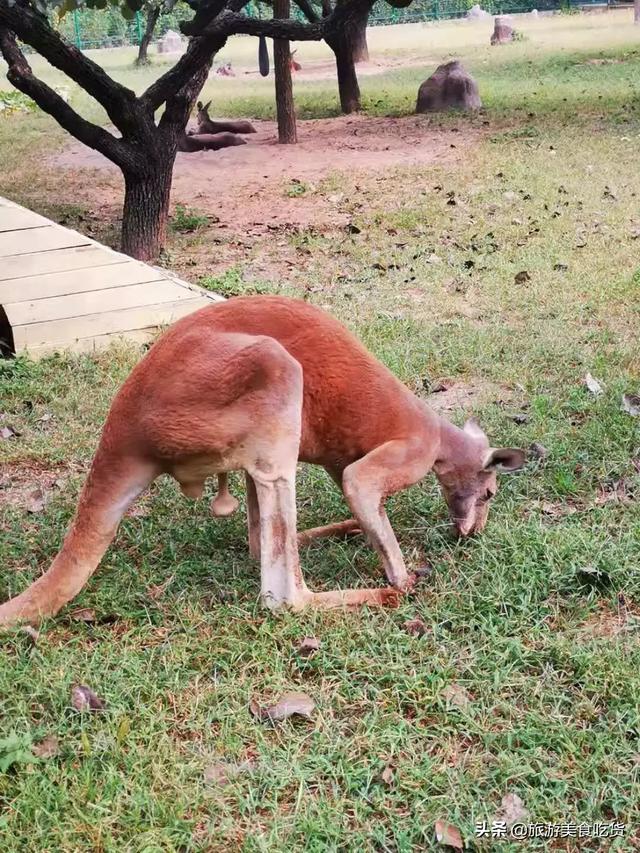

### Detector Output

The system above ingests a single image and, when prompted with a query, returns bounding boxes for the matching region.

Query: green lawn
[1,12,640,852]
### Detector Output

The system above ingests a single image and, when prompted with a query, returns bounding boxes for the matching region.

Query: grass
[1,12,640,852]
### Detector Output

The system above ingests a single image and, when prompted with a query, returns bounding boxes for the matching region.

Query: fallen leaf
[441,683,472,708]
[0,425,19,440]
[584,373,604,396]
[26,488,47,514]
[249,691,315,722]
[510,413,530,425]
[147,574,175,600]
[553,262,569,272]
[380,764,394,785]
[296,636,321,657]
[37,413,53,424]
[430,380,451,393]
[347,222,361,235]
[69,608,97,623]
[495,792,528,827]
[435,819,463,849]
[622,393,640,417]
[577,564,611,589]
[404,618,427,637]
[204,759,254,786]
[116,716,131,745]
[71,684,106,712]
[20,625,39,644]
[32,735,60,759]
[529,442,549,460]
[514,270,531,284]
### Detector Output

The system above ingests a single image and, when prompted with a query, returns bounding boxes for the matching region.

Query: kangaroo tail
[0,442,157,627]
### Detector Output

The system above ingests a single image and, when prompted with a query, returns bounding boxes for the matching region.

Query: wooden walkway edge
[0,196,222,358]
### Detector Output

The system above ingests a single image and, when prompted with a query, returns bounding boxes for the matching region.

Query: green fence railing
[55,0,604,52]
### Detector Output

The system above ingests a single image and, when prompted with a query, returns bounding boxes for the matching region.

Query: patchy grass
[1,12,640,852]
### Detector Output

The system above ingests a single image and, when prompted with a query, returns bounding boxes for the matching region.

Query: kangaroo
[0,296,525,626]
[177,132,246,152]
[196,101,257,135]
[289,50,302,72]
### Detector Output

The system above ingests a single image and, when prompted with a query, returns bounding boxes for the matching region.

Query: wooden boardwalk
[0,196,221,358]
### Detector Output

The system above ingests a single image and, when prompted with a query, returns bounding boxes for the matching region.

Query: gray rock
[416,61,482,113]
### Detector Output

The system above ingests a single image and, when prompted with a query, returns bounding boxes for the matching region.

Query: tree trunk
[273,0,297,143]
[121,155,174,260]
[329,33,361,113]
[635,0,640,24]
[347,7,369,63]
[136,5,160,67]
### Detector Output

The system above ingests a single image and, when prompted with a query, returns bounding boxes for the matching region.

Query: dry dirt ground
[53,114,478,278]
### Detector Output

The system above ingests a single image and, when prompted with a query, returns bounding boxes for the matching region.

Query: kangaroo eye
[480,489,495,504]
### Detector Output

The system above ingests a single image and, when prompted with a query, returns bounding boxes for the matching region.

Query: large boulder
[416,61,481,113]
[490,16,515,45]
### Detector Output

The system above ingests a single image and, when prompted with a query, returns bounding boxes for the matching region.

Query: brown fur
[196,101,257,135]
[178,132,246,152]
[0,297,524,626]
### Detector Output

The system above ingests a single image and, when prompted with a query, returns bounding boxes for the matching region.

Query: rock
[466,3,490,19]
[491,17,515,45]
[416,61,481,114]
[530,8,538,16]
[157,30,183,55]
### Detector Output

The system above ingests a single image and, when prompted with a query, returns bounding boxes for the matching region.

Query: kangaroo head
[434,418,525,537]
[196,100,211,120]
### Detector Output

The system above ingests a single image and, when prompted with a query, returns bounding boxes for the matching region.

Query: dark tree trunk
[136,5,161,67]
[273,0,297,143]
[329,31,360,113]
[347,6,369,63]
[121,153,175,260]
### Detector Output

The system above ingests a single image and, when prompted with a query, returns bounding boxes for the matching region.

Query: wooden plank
[13,297,212,349]
[6,279,196,326]
[26,327,159,357]
[0,226,91,257]
[0,207,52,232]
[0,260,173,304]
[0,245,127,282]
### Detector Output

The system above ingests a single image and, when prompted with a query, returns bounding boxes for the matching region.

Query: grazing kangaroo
[196,101,257,135]
[178,132,246,152]
[0,297,525,626]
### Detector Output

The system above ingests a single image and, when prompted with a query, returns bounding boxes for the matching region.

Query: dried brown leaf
[69,608,97,623]
[32,735,60,759]
[584,372,604,396]
[0,425,19,440]
[622,393,640,417]
[495,792,528,827]
[380,764,394,785]
[435,819,463,849]
[249,691,315,722]
[26,488,47,514]
[71,684,106,712]
[441,683,472,708]
[204,759,255,787]
[404,618,427,637]
[296,636,321,657]
[514,270,530,284]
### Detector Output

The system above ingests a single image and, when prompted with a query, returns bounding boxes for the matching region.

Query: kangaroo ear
[483,448,526,472]
[463,417,487,442]
[204,100,211,111]
[196,101,203,110]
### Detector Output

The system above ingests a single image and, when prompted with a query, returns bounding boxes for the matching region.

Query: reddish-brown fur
[0,296,525,626]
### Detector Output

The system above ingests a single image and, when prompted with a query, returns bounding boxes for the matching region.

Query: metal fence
[56,0,603,52]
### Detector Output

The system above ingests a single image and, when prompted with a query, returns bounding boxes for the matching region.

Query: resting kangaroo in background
[0,297,525,625]
[178,132,246,152]
[196,101,257,135]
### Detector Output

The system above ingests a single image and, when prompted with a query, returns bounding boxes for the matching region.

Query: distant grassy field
[1,11,640,852]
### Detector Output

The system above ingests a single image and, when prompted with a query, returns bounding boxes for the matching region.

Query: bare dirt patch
[51,115,478,279]
[426,380,518,414]
[0,460,71,513]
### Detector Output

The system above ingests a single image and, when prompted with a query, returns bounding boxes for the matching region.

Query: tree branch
[0,27,132,169]
[293,0,321,23]
[0,0,140,134]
